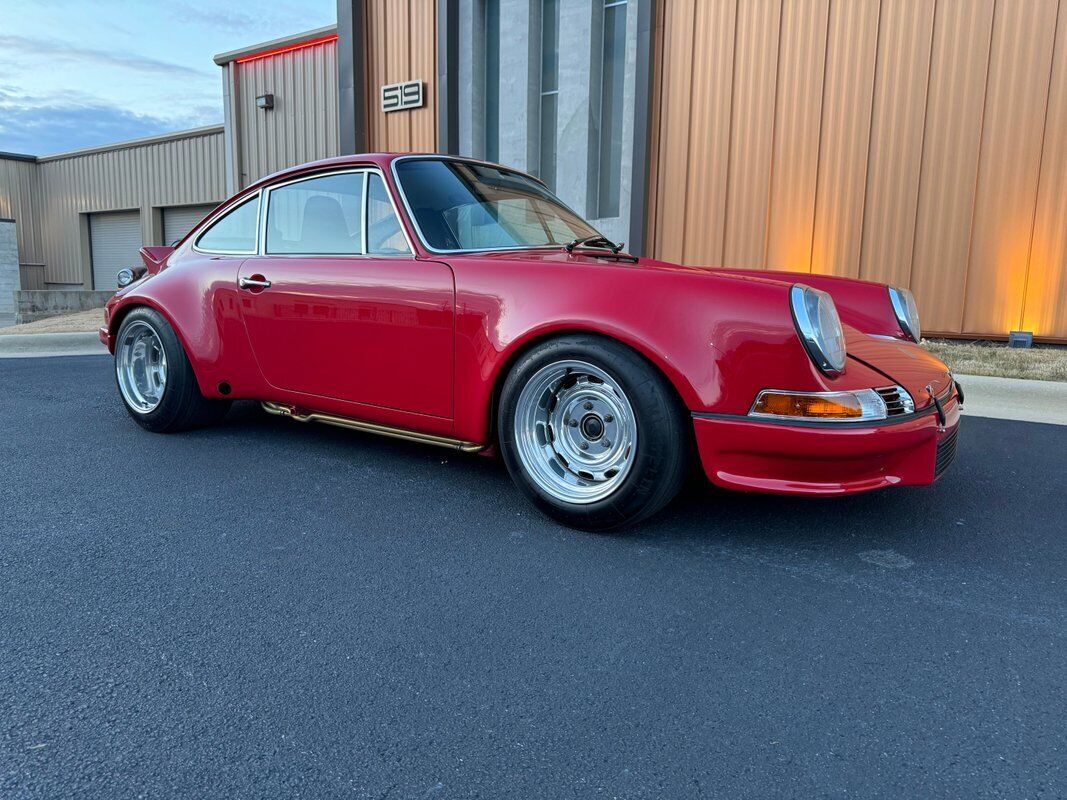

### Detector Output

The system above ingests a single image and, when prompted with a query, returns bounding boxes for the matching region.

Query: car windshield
[393,158,600,251]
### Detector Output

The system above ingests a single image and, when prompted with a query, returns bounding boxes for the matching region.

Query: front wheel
[498,335,689,531]
[114,307,230,432]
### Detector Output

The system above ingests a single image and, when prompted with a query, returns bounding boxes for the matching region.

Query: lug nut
[567,419,578,427]
[579,442,589,450]
[604,415,614,423]
[583,402,593,410]
[602,440,612,448]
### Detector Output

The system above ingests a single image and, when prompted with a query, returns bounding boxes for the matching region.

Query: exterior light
[1008,331,1033,348]
[790,285,847,375]
[116,268,135,287]
[888,286,921,342]
[256,94,275,110]
[750,389,889,423]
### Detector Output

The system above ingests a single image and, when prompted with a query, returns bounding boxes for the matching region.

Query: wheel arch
[485,326,698,445]
[108,299,205,388]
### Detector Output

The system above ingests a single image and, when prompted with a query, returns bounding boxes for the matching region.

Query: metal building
[1,0,1066,340]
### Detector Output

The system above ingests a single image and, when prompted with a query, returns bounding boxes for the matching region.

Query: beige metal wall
[649,0,1067,340]
[364,0,438,153]
[0,156,44,267]
[227,35,340,189]
[35,127,226,286]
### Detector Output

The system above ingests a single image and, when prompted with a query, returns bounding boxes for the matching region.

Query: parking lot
[2,355,1065,798]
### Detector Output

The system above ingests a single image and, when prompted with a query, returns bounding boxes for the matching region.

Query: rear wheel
[498,335,689,531]
[114,307,230,432]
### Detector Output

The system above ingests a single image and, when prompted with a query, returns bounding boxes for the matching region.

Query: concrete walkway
[956,373,1067,426]
[0,335,1063,425]
[0,331,104,358]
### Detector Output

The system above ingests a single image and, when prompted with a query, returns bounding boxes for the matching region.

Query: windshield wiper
[563,235,638,262]
[564,235,623,253]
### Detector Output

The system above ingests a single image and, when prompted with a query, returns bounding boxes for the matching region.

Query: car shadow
[215,401,962,554]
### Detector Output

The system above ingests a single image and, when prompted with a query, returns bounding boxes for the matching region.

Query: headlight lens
[790,285,846,374]
[116,268,135,287]
[751,389,887,422]
[888,286,921,342]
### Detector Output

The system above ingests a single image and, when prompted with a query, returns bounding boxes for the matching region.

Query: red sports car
[101,154,961,530]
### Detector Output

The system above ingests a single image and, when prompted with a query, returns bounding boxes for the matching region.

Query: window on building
[365,173,411,255]
[484,0,501,162]
[266,172,364,255]
[597,0,627,218]
[196,195,260,253]
[538,0,560,190]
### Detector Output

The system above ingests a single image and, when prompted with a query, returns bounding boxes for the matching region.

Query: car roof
[248,153,545,193]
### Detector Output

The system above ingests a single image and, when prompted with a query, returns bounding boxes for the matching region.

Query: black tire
[114,307,230,433]
[498,334,690,531]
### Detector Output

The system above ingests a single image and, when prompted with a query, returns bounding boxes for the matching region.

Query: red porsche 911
[101,154,961,530]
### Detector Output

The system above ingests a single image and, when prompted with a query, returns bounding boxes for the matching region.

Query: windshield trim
[389,154,602,255]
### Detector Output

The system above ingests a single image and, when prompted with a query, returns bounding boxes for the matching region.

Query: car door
[236,169,454,420]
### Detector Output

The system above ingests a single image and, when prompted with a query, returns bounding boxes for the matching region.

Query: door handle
[239,276,271,290]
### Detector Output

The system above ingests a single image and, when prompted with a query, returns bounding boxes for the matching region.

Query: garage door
[163,204,217,246]
[89,211,141,291]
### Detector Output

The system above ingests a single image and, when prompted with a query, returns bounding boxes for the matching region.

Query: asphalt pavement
[1,355,1065,799]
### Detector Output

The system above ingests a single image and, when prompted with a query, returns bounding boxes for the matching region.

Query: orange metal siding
[649,0,1067,340]
[1025,1,1067,336]
[365,0,437,153]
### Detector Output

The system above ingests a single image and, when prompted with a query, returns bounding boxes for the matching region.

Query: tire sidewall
[498,335,687,530]
[114,307,192,431]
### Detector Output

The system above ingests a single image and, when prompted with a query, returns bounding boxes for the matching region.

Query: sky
[0,0,336,156]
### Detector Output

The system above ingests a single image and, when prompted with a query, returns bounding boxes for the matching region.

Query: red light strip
[235,33,339,64]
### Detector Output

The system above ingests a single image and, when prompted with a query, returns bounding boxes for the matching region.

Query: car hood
[844,327,953,404]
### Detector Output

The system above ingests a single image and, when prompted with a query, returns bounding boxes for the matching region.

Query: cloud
[165,0,335,41]
[0,34,210,78]
[0,88,221,156]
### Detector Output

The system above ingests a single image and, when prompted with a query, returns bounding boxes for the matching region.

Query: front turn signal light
[750,389,887,423]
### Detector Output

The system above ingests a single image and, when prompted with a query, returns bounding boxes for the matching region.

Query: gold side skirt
[261,401,485,453]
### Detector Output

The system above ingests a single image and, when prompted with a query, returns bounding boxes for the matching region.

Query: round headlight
[888,286,921,342]
[116,268,135,288]
[790,285,846,375]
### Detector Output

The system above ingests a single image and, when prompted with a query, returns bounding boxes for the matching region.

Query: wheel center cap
[580,414,604,441]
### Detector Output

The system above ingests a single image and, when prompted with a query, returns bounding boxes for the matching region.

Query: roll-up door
[162,204,217,246]
[89,211,141,290]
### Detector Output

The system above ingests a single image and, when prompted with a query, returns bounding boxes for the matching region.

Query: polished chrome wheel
[513,359,637,504]
[116,320,168,413]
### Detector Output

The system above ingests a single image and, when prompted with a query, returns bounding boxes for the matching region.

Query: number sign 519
[381,80,424,113]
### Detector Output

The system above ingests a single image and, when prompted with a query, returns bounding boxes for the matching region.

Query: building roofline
[213,25,338,66]
[35,124,225,163]
[0,151,37,163]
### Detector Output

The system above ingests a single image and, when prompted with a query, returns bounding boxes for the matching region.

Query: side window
[266,172,364,255]
[366,173,411,255]
[196,195,259,253]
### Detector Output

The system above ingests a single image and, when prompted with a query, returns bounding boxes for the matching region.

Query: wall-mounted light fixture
[256,94,275,110]
[1008,330,1034,348]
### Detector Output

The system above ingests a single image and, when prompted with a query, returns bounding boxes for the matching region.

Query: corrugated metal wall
[649,0,1067,340]
[0,156,44,266]
[232,38,340,187]
[35,128,226,285]
[364,0,437,153]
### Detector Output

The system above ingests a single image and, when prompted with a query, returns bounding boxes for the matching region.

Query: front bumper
[692,391,961,496]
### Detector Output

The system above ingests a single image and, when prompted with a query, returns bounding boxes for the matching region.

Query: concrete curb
[956,374,1067,426]
[0,332,106,359]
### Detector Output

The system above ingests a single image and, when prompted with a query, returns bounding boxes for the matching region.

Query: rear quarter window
[196,195,260,253]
